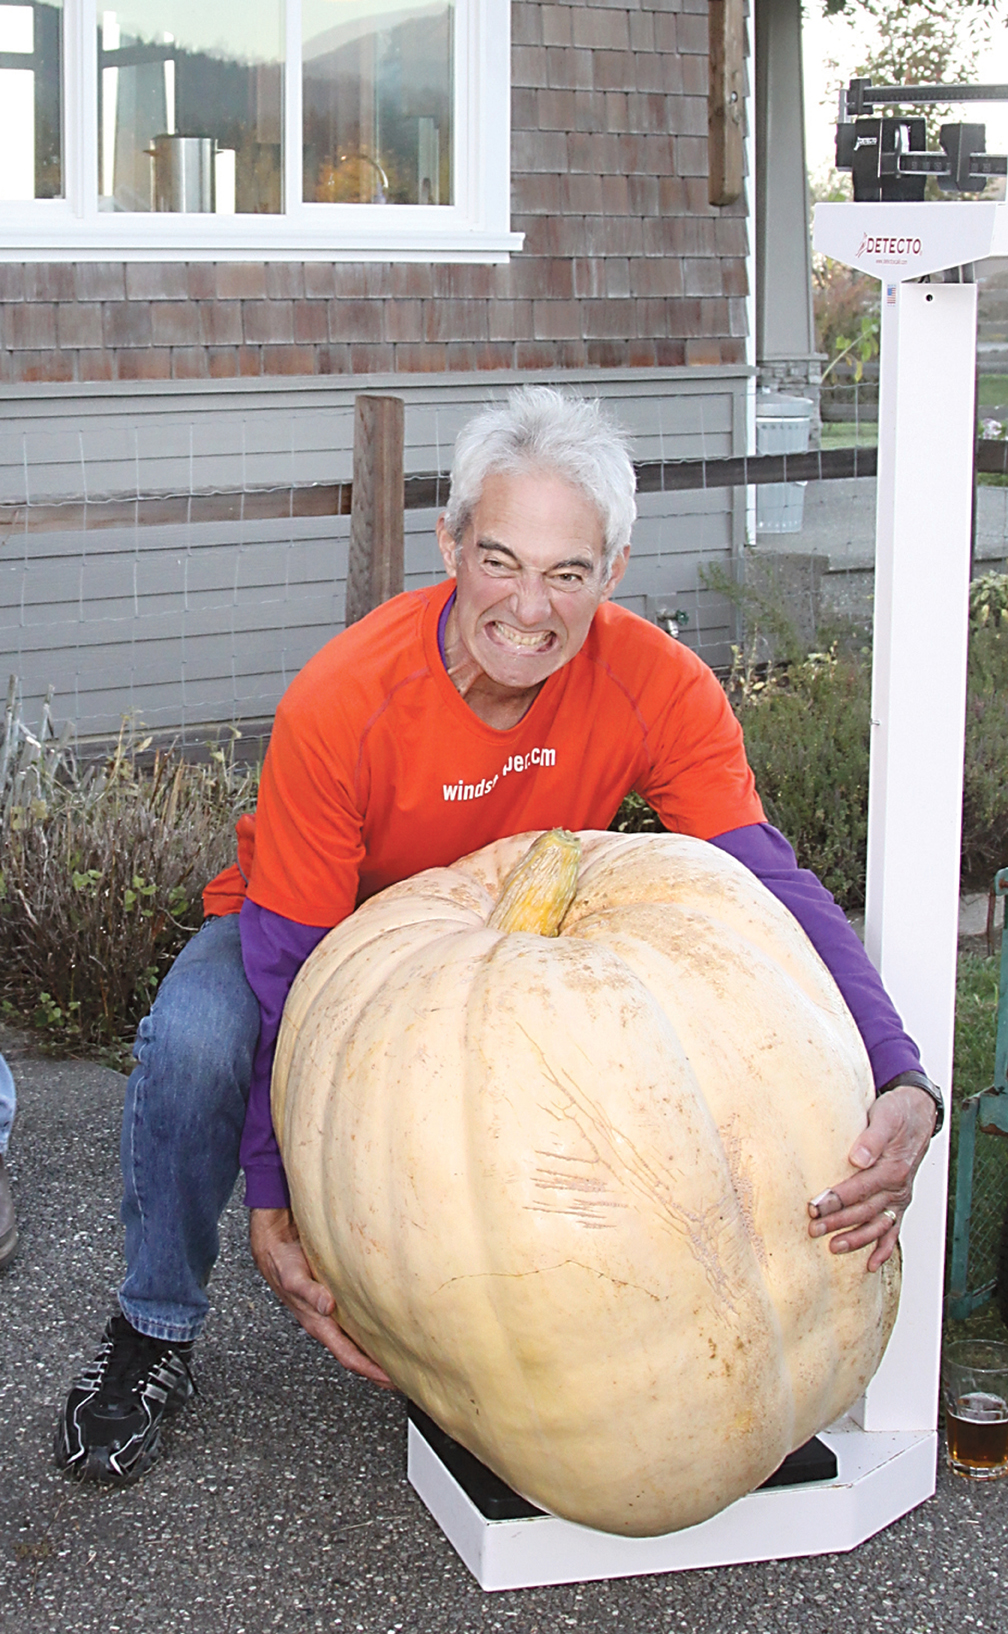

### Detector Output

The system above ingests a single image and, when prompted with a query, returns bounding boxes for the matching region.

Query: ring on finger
[881,1207,898,1226]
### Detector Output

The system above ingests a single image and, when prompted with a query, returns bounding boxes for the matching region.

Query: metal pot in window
[148,135,216,213]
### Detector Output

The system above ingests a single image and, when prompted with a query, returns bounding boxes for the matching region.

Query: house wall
[0,3,747,385]
[0,3,754,742]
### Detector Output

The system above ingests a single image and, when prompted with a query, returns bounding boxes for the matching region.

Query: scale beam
[834,78,1008,202]
[842,78,1008,118]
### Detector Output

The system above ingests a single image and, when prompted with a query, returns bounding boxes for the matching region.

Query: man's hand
[249,1207,393,1387]
[807,1086,938,1271]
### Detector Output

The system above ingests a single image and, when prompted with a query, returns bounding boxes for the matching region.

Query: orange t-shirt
[204,577,763,926]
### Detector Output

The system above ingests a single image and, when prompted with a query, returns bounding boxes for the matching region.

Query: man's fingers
[848,1093,902,1169]
[256,1230,337,1317]
[296,1306,395,1387]
[810,1194,885,1236]
[810,1196,905,1238]
[849,1127,887,1169]
[273,1252,336,1316]
[808,1158,913,1223]
[866,1222,900,1272]
[809,1159,908,1219]
[807,1084,933,1266]
[830,1211,900,1258]
[328,1328,395,1388]
[808,1195,901,1266]
[259,1239,393,1386]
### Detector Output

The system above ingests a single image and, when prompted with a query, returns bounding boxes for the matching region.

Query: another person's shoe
[0,1154,17,1271]
[55,1314,196,1485]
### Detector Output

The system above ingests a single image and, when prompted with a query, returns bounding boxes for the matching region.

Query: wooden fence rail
[6,382,1008,628]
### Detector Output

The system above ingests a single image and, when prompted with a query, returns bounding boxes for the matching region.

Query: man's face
[436,470,629,694]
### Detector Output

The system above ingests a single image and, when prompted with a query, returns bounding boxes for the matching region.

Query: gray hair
[442,386,637,579]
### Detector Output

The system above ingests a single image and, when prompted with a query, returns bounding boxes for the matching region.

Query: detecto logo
[855,231,923,266]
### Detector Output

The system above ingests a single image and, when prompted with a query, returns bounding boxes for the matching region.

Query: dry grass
[0,680,256,1063]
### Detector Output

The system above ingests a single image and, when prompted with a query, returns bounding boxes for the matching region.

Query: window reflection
[0,1,62,199]
[97,2,283,213]
[303,0,452,205]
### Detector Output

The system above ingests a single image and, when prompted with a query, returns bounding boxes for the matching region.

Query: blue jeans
[119,914,260,1344]
[0,1051,14,1156]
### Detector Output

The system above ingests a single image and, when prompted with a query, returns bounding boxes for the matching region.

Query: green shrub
[730,649,872,908]
[0,698,255,1061]
[612,569,1008,908]
[608,790,666,836]
[814,261,880,385]
[610,646,872,908]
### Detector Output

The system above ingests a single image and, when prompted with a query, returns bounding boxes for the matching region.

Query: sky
[801,1,1008,185]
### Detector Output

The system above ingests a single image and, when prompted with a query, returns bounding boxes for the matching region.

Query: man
[56,387,941,1485]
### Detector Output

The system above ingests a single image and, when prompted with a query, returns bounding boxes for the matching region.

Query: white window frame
[0,0,521,260]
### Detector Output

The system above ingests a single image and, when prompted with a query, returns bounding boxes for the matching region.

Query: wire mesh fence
[0,372,1006,860]
[953,1123,1008,1306]
[945,1108,1008,1349]
[4,382,1006,748]
[0,384,756,742]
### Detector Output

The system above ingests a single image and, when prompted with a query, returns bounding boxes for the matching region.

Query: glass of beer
[942,1340,1008,1481]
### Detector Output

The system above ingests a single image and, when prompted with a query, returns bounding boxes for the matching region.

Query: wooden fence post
[708,0,745,207]
[345,394,405,625]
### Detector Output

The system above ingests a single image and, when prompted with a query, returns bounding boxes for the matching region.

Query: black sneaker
[55,1314,196,1485]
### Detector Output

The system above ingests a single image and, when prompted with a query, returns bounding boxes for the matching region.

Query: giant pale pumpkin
[272,830,899,1537]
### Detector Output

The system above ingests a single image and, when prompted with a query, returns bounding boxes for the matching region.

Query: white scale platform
[407,199,1008,1590]
[408,1414,936,1592]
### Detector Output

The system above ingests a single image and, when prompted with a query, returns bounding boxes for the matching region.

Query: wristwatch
[876,1070,944,1136]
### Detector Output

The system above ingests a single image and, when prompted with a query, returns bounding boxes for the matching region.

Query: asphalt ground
[1,1030,1006,1634]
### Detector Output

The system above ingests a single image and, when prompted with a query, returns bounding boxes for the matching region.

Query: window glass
[0,2,62,199]
[97,2,283,213]
[302,0,453,205]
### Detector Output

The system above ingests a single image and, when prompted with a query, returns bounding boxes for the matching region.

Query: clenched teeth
[491,622,554,650]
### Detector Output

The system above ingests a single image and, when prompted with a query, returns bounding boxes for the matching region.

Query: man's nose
[511,571,552,624]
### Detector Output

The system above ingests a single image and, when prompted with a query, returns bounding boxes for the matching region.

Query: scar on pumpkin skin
[513,1020,743,1313]
[433,1259,663,1303]
[531,1152,627,1222]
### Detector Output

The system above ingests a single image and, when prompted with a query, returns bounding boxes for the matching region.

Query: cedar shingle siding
[0,2,747,384]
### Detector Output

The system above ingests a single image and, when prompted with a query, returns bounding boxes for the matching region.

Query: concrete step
[846,893,1004,947]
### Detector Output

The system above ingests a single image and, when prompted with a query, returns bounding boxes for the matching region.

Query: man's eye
[555,572,587,586]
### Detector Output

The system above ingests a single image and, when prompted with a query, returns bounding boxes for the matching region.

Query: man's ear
[436,515,459,577]
[601,545,631,600]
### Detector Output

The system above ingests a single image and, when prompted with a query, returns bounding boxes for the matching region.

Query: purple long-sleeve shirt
[237,824,922,1209]
[239,900,325,1208]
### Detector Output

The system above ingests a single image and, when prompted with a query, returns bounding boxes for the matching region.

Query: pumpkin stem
[487,829,582,936]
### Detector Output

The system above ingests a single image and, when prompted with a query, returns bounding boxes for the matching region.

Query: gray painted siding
[1,368,749,740]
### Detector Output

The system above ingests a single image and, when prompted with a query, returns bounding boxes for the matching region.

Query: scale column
[859,278,976,1433]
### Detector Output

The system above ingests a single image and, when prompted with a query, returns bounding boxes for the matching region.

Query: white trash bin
[755,394,813,535]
